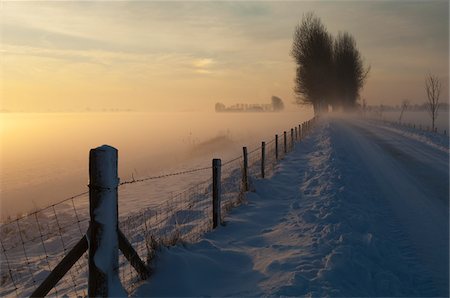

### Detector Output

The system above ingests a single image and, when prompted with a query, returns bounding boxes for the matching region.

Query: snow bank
[134,118,448,297]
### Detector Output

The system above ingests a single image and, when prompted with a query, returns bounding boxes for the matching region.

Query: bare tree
[425,74,441,131]
[398,99,410,123]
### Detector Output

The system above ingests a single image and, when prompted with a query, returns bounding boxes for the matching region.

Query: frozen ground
[134,115,449,297]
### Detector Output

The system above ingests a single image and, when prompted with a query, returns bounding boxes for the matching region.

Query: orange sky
[1,1,448,112]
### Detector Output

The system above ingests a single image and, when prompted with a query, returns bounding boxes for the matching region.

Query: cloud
[193,58,214,69]
[1,0,448,110]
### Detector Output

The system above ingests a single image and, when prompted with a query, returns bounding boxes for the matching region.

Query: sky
[0,0,448,112]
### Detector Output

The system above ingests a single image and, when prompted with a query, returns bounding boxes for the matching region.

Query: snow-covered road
[134,116,449,297]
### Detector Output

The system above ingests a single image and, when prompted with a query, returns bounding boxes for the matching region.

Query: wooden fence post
[295,127,298,141]
[275,134,279,160]
[261,141,265,178]
[299,124,302,140]
[212,158,221,229]
[290,128,294,150]
[242,147,248,192]
[283,131,287,154]
[88,145,121,297]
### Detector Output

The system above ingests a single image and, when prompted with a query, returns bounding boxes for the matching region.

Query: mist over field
[0,109,313,220]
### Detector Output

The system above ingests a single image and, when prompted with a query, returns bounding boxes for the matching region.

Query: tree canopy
[291,13,369,114]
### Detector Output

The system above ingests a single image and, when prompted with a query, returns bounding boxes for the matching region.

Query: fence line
[391,120,447,135]
[366,113,448,136]
[0,116,318,297]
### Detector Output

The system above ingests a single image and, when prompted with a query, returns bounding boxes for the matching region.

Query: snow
[379,110,449,133]
[1,115,448,297]
[133,115,449,297]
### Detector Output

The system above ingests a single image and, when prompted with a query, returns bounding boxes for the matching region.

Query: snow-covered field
[0,113,297,297]
[134,115,449,297]
[377,110,449,133]
[1,114,448,297]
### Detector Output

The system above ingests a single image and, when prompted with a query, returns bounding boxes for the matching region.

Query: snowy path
[134,117,449,297]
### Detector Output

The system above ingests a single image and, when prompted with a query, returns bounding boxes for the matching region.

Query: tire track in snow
[272,120,438,296]
[330,117,448,296]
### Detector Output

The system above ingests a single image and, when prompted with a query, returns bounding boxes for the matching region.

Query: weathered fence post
[88,145,121,297]
[283,131,287,154]
[261,141,266,178]
[212,158,221,229]
[242,147,248,192]
[295,126,298,141]
[299,124,302,140]
[290,128,294,150]
[275,134,279,160]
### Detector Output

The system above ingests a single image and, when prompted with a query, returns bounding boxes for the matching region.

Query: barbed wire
[119,165,212,186]
[222,155,242,166]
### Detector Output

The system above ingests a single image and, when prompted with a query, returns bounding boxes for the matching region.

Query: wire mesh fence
[0,117,317,297]
[221,156,244,218]
[0,194,89,297]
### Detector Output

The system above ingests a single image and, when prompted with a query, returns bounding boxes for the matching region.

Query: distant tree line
[291,12,370,115]
[215,96,284,113]
[365,103,449,112]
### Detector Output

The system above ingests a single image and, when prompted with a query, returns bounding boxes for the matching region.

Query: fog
[0,109,313,220]
[380,111,449,133]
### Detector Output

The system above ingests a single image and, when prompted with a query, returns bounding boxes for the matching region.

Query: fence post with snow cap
[212,158,222,229]
[261,141,265,179]
[242,147,248,192]
[275,134,279,160]
[88,145,121,297]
